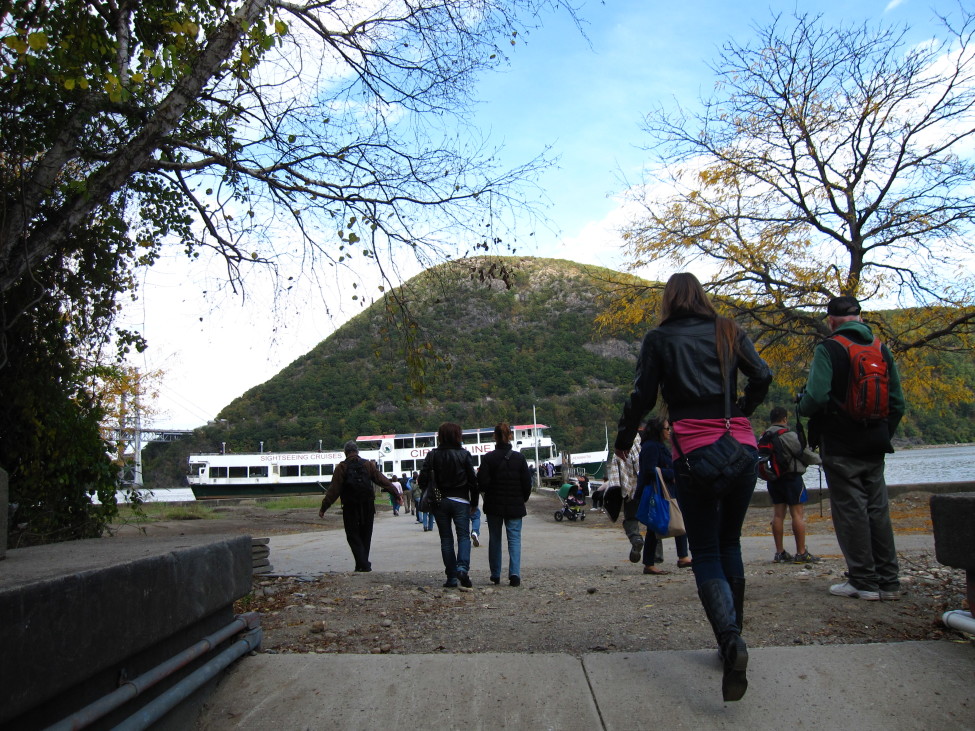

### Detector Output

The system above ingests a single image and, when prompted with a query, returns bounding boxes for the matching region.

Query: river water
[798,443,975,492]
[128,443,975,503]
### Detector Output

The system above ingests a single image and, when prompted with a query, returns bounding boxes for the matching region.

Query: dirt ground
[112,490,971,656]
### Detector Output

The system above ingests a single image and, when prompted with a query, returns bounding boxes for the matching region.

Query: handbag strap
[672,320,733,462]
[656,467,671,500]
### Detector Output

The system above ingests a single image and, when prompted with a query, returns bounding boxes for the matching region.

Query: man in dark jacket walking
[319,441,395,572]
[798,296,906,601]
[477,423,532,587]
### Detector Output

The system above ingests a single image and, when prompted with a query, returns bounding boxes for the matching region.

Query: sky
[121,0,961,431]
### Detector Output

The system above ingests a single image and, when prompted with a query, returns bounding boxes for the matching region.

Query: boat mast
[533,404,541,490]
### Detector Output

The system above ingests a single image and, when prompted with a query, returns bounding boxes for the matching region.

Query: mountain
[142,256,975,487]
[190,257,644,457]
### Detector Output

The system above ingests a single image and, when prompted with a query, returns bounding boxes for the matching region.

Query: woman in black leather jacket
[615,272,771,702]
[419,422,479,588]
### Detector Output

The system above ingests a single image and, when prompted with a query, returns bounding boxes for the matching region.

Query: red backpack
[830,334,890,422]
[756,426,792,482]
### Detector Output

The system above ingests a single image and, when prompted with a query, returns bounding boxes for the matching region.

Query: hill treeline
[144,257,975,487]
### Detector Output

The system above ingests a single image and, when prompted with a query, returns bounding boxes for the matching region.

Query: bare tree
[1,0,575,319]
[610,11,975,392]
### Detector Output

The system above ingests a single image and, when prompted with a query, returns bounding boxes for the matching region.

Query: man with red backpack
[798,296,906,601]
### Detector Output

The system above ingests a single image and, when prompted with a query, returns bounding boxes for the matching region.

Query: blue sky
[128,0,959,430]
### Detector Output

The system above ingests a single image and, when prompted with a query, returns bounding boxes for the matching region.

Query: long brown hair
[660,272,740,376]
[493,422,512,443]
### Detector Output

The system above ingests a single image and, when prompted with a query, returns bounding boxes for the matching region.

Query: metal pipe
[47,612,261,731]
[113,626,263,731]
[942,610,975,636]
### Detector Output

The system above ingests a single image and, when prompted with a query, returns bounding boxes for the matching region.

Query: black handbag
[673,328,757,497]
[419,468,441,512]
[679,432,755,494]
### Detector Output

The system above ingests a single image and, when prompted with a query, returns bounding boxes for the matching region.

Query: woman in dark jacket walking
[615,272,771,702]
[635,416,691,573]
[419,422,478,588]
[477,423,532,587]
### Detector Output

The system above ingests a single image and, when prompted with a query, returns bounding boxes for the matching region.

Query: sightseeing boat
[186,424,561,499]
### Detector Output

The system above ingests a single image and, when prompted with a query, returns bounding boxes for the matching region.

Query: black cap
[827,296,861,317]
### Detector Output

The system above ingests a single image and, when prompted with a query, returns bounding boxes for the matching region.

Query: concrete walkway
[196,506,973,730]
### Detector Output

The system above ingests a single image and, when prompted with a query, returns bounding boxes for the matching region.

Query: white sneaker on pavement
[830,580,880,601]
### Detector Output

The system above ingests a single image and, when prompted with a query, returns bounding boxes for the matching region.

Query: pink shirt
[670,417,757,461]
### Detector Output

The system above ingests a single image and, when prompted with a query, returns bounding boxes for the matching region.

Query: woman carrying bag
[419,422,479,588]
[615,272,771,702]
[637,416,691,573]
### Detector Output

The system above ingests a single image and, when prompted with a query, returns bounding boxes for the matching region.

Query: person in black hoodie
[419,422,479,588]
[478,422,533,587]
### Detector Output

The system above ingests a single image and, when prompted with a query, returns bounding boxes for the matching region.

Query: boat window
[281,465,299,477]
[357,439,382,451]
[209,466,228,478]
[249,466,268,478]
[394,437,413,449]
[229,466,247,478]
[301,465,321,477]
[401,459,415,472]
[415,435,436,448]
[188,462,205,475]
[322,464,334,476]
[383,460,393,473]
[462,431,478,446]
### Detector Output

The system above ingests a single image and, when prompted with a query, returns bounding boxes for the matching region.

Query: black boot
[698,579,748,702]
[728,576,745,632]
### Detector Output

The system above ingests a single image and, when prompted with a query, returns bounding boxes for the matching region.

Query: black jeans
[675,446,758,588]
[341,502,376,571]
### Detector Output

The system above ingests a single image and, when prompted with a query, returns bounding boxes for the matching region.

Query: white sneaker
[471,532,479,547]
[829,580,880,601]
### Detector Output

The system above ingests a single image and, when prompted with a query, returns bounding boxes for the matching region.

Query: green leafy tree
[604,11,975,407]
[0,0,575,543]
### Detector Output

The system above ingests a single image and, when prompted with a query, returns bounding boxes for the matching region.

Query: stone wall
[0,535,252,729]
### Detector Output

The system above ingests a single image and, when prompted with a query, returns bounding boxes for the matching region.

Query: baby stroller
[554,482,587,522]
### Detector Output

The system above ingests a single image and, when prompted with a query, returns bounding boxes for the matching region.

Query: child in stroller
[554,482,587,522]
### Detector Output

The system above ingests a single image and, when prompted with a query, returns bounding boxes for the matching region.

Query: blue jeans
[434,499,472,578]
[675,446,757,588]
[422,509,435,530]
[486,514,522,579]
[471,507,482,535]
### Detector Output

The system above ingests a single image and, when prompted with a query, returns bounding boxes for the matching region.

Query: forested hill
[146,256,975,485]
[192,257,645,458]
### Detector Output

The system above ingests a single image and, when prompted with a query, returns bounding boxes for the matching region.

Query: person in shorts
[763,407,821,564]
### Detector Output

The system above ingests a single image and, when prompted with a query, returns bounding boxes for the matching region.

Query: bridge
[103,426,196,487]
